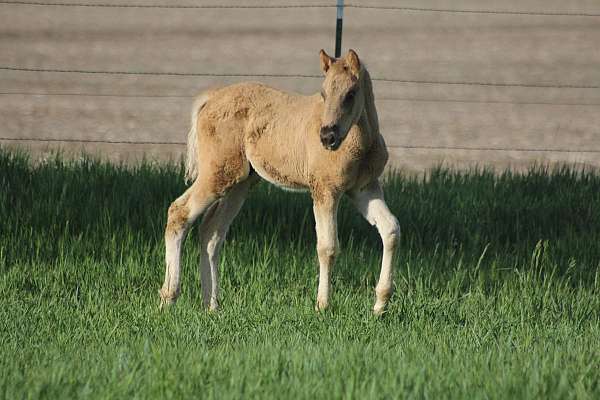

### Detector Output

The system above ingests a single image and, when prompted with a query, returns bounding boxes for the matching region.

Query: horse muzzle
[320,124,341,151]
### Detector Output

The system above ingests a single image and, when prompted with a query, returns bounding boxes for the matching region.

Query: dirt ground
[1,0,599,173]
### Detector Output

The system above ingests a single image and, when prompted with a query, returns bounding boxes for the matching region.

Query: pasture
[1,147,599,399]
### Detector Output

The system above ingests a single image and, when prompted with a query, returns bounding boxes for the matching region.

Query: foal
[160,49,400,314]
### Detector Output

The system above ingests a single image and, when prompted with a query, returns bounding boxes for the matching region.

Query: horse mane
[359,64,380,136]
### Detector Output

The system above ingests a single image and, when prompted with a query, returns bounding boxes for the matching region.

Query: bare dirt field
[1,0,600,172]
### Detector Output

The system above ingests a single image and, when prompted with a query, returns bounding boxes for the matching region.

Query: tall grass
[1,148,598,399]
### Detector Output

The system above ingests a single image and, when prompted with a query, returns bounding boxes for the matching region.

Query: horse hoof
[315,300,329,312]
[373,302,386,316]
[158,289,177,310]
[207,299,220,312]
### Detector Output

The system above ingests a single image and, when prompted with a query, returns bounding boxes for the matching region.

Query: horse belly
[249,159,308,193]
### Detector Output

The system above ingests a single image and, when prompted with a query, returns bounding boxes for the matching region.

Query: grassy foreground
[0,148,599,399]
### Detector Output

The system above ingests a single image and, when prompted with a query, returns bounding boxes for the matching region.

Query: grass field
[1,147,599,399]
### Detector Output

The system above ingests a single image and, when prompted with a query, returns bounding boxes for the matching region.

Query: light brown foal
[160,49,399,314]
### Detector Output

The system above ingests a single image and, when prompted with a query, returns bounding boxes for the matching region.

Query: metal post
[335,0,344,57]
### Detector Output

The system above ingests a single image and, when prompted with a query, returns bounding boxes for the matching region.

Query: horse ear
[345,49,361,77]
[319,49,335,74]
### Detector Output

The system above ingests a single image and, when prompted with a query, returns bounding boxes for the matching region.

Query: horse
[159,49,400,315]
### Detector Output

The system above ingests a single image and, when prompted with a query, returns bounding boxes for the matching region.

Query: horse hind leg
[160,180,218,307]
[160,140,252,308]
[198,176,257,311]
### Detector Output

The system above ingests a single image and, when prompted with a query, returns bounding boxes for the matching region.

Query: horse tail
[184,92,211,184]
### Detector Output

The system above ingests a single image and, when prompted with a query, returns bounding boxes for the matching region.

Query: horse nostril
[320,124,339,148]
[320,131,336,147]
[321,124,338,135]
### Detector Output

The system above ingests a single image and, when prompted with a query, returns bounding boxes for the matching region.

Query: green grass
[1,147,599,399]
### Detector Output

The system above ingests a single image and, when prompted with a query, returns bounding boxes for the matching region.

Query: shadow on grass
[2,148,599,283]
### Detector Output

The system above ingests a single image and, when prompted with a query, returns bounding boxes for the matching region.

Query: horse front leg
[311,189,340,311]
[350,181,400,315]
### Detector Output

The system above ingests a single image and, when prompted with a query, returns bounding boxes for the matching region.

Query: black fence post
[335,0,344,57]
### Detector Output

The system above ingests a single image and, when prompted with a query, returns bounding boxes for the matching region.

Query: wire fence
[3,136,600,154]
[2,1,600,17]
[3,91,600,107]
[1,1,600,154]
[1,66,599,89]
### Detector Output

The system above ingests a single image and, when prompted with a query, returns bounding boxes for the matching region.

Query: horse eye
[344,90,356,105]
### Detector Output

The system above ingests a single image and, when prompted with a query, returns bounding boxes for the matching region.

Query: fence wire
[3,91,600,107]
[0,91,192,98]
[0,1,336,9]
[2,66,598,90]
[0,137,186,145]
[2,137,600,154]
[345,4,600,17]
[2,1,600,17]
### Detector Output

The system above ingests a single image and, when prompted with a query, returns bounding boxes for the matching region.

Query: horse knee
[203,231,224,257]
[380,215,400,249]
[317,243,339,263]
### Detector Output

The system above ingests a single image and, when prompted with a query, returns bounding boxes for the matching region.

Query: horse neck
[358,68,380,140]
